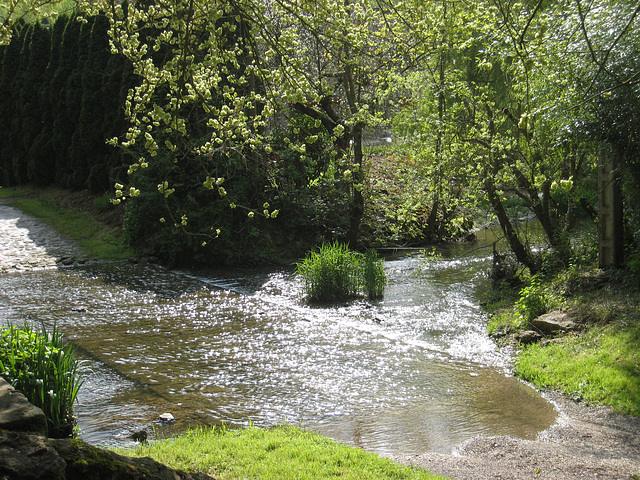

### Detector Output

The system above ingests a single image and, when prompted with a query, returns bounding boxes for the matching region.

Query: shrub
[296,242,386,302]
[0,322,83,437]
[515,278,550,323]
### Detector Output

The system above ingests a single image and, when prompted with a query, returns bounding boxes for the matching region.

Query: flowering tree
[78,0,406,247]
[1,0,72,44]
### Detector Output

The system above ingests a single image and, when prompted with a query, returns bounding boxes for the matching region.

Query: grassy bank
[487,266,640,416]
[0,186,133,260]
[115,425,449,480]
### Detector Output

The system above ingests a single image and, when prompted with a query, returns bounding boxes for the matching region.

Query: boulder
[0,431,215,480]
[515,330,543,345]
[0,378,48,436]
[531,310,578,334]
[0,430,66,480]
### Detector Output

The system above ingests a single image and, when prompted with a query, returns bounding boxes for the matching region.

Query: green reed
[362,249,386,300]
[296,242,386,302]
[0,322,83,437]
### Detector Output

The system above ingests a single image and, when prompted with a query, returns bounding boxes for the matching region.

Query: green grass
[515,325,640,415]
[115,425,449,480]
[296,242,386,302]
[0,322,83,437]
[1,187,133,260]
[0,186,29,199]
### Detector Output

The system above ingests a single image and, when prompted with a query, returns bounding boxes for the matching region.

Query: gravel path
[2,199,640,479]
[0,200,83,272]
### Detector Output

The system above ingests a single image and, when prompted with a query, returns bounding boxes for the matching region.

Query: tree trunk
[346,124,364,248]
[485,179,540,274]
[598,143,625,268]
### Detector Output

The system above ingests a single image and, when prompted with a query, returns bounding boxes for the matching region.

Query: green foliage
[264,115,352,242]
[515,278,551,323]
[362,249,386,300]
[115,424,447,480]
[0,322,83,437]
[296,242,385,302]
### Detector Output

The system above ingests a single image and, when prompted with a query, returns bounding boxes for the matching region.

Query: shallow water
[0,230,557,456]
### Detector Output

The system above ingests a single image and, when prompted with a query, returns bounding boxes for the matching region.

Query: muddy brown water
[0,229,557,456]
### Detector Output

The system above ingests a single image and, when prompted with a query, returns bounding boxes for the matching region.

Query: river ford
[1,199,639,479]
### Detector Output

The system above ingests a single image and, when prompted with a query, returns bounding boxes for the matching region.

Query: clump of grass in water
[0,322,83,437]
[362,249,385,300]
[296,242,386,302]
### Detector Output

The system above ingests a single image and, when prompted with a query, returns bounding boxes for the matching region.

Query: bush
[0,322,83,437]
[296,242,386,302]
[515,278,550,323]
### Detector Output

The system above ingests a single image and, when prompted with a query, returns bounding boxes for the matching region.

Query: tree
[1,0,73,45]
[573,0,640,267]
[80,0,408,249]
[391,0,603,272]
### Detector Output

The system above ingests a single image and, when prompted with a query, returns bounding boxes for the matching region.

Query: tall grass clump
[296,242,385,302]
[0,322,83,437]
[362,249,385,300]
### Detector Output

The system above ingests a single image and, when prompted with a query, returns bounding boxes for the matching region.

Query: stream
[0,228,557,457]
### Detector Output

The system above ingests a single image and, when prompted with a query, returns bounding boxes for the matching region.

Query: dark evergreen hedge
[0,14,135,193]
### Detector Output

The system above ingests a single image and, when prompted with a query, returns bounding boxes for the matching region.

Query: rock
[57,256,76,266]
[515,330,543,344]
[0,378,48,436]
[158,413,175,423]
[531,310,578,334]
[0,430,215,480]
[0,430,66,480]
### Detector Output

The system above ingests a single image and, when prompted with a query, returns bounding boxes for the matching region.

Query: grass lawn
[115,425,450,480]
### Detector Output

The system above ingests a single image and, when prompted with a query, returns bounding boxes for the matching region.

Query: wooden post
[598,144,624,268]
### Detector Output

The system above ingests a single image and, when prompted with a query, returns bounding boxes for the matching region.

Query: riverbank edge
[485,264,640,417]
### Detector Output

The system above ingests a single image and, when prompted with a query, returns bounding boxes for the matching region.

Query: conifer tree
[28,15,67,185]
[7,25,33,183]
[51,16,81,186]
[0,38,18,184]
[22,23,52,183]
[65,16,93,188]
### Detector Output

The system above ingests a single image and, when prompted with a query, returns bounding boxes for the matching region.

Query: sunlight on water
[0,240,557,455]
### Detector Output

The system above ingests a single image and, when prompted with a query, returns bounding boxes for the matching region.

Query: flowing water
[0,228,557,456]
